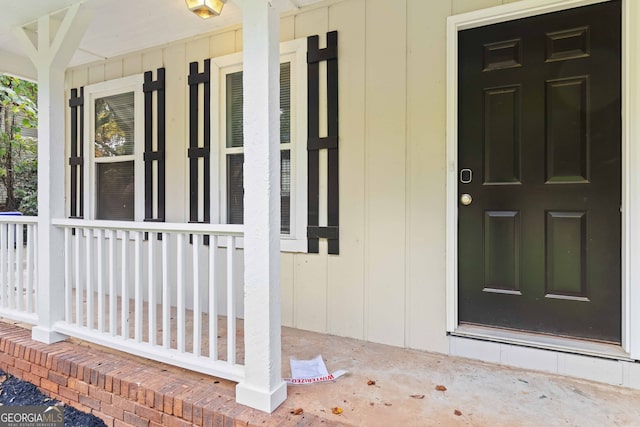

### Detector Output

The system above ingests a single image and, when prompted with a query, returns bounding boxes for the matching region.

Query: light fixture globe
[185,0,225,18]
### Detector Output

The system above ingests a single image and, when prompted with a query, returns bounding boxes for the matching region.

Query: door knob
[460,193,473,206]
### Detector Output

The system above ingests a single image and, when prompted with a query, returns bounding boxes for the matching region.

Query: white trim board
[449,335,640,390]
[445,0,640,361]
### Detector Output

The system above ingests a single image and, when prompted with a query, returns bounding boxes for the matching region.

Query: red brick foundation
[0,322,340,427]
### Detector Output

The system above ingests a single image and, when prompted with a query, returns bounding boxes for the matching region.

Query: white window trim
[446,0,640,360]
[211,38,308,253]
[83,74,145,222]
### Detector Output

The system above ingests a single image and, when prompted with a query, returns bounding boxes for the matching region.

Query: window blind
[96,161,134,220]
[225,62,292,234]
[94,92,135,157]
[225,63,291,148]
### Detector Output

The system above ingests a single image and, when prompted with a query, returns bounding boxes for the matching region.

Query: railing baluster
[0,221,41,316]
[0,224,6,308]
[86,228,94,329]
[193,234,201,357]
[162,233,170,349]
[15,224,23,311]
[26,225,34,314]
[134,231,143,343]
[121,230,130,339]
[177,233,185,353]
[8,224,14,309]
[148,232,157,346]
[97,229,105,332]
[32,225,38,313]
[227,235,236,365]
[109,229,117,336]
[209,235,218,360]
[42,220,246,382]
[64,227,72,322]
[75,228,82,326]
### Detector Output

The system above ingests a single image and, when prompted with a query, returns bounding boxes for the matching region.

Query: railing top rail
[0,216,38,224]
[52,218,244,236]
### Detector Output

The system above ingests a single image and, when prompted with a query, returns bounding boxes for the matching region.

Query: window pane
[227,154,244,225]
[280,62,291,144]
[95,92,135,157]
[226,151,291,234]
[96,161,134,220]
[225,63,291,148]
[281,150,291,234]
[226,72,244,148]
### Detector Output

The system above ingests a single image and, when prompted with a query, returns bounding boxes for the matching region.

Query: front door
[457,0,621,342]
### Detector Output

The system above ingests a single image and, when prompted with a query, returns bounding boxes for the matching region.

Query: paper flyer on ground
[284,355,347,384]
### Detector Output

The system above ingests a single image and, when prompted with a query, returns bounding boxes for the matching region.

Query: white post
[235,0,287,413]
[626,0,640,359]
[13,4,92,343]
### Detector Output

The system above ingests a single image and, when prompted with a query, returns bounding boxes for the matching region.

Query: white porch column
[235,0,287,413]
[13,4,92,343]
[626,0,640,359]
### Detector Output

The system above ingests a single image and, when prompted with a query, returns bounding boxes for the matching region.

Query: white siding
[65,0,526,354]
[290,5,330,335]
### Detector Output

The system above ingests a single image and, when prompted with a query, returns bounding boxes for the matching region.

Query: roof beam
[12,2,92,70]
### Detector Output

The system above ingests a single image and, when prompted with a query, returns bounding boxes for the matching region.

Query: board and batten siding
[65,0,517,354]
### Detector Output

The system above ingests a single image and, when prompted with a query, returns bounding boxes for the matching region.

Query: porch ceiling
[0,0,323,76]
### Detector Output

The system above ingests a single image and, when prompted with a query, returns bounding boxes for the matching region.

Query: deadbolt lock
[460,193,473,206]
[460,168,473,184]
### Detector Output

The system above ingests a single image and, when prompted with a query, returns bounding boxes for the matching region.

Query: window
[213,38,307,252]
[83,75,144,221]
[223,63,292,233]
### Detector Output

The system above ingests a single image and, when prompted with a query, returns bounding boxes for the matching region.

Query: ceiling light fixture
[185,0,226,18]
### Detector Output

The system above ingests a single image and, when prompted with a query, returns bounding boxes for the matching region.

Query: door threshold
[452,324,633,361]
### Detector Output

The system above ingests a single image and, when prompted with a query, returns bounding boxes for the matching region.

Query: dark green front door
[457,0,621,343]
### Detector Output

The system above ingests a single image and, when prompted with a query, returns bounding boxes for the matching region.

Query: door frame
[446,0,640,359]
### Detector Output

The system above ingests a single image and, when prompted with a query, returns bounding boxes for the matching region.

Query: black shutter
[307,31,340,255]
[188,60,211,245]
[68,87,84,219]
[143,68,166,224]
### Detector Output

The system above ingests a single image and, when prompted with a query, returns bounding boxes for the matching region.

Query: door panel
[458,0,621,342]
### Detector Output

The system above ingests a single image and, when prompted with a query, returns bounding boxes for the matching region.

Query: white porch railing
[51,218,245,383]
[0,216,38,324]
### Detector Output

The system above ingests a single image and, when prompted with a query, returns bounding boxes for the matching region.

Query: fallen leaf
[454,409,462,416]
[384,403,392,407]
[435,385,447,392]
[410,394,425,399]
[331,407,343,415]
[290,408,303,415]
[367,380,376,386]
[369,402,375,406]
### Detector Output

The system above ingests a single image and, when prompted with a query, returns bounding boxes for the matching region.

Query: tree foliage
[0,75,37,215]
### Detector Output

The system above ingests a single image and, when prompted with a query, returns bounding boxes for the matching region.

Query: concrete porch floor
[1,320,640,426]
